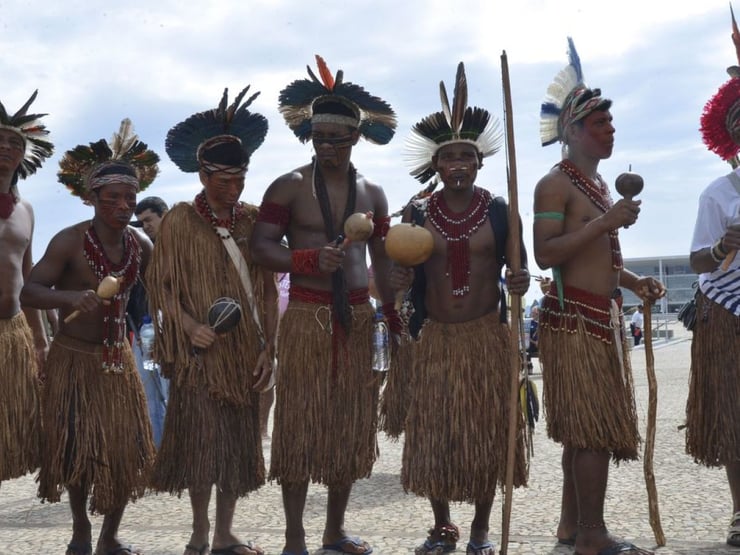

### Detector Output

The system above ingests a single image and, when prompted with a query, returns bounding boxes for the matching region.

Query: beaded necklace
[194,190,244,237]
[558,159,623,270]
[83,224,141,372]
[427,186,492,296]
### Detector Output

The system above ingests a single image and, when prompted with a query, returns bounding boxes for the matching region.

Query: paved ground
[1,322,738,554]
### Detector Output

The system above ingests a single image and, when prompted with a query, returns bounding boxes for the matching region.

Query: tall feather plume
[450,62,468,133]
[315,54,336,91]
[109,118,137,160]
[12,90,38,120]
[439,81,452,127]
[729,4,740,78]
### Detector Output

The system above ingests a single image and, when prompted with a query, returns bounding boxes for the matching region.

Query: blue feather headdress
[405,62,502,184]
[540,38,610,147]
[0,90,53,182]
[166,86,268,173]
[278,55,397,145]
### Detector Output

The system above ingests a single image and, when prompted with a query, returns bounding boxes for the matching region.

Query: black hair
[135,196,169,217]
[312,98,359,119]
[93,162,137,179]
[201,140,249,167]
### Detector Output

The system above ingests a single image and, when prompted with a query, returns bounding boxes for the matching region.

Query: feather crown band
[540,37,611,146]
[405,62,502,184]
[278,54,397,145]
[0,90,53,180]
[58,118,159,203]
[700,4,740,164]
[166,85,268,173]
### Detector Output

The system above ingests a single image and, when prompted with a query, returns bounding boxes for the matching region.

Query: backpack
[406,195,526,338]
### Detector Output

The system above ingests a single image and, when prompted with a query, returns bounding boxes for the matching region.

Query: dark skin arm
[690,223,740,274]
[252,268,278,392]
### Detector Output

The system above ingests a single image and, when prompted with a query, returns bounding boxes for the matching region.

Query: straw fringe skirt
[401,313,527,503]
[0,313,40,481]
[685,292,740,466]
[151,380,264,496]
[269,301,379,486]
[540,304,639,462]
[378,335,414,439]
[38,334,155,515]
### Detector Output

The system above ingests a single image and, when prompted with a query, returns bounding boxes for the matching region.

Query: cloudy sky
[3,0,735,305]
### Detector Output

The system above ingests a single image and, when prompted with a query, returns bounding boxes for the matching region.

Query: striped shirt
[690,170,740,316]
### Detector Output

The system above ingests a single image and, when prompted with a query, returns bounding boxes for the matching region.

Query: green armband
[534,211,565,221]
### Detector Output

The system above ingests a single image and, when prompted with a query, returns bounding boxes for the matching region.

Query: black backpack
[406,195,526,338]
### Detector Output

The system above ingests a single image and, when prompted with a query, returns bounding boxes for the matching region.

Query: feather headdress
[278,54,397,145]
[166,85,268,173]
[540,38,610,147]
[58,118,159,203]
[405,62,502,184]
[700,4,740,166]
[0,90,53,180]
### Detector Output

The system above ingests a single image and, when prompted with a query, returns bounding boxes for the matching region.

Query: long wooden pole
[500,50,523,555]
[642,301,666,546]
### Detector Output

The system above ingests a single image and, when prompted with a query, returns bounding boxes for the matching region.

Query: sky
[2,0,736,307]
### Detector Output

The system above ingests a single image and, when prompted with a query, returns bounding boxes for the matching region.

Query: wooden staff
[500,50,523,555]
[642,300,666,546]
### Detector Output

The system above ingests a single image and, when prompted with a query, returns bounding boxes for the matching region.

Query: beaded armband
[381,302,403,335]
[258,201,291,227]
[371,215,391,239]
[291,249,322,276]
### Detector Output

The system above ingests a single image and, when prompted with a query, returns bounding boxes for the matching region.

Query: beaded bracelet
[710,242,727,263]
[381,302,403,335]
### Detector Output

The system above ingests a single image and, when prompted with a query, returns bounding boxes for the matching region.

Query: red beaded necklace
[194,190,244,236]
[83,224,141,372]
[427,186,492,296]
[558,159,623,270]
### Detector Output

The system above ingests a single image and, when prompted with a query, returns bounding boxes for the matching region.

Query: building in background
[622,255,696,313]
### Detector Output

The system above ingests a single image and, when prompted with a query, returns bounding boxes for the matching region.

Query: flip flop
[466,539,495,554]
[185,543,210,555]
[575,541,654,555]
[322,536,373,554]
[557,534,576,546]
[728,511,740,547]
[211,543,263,555]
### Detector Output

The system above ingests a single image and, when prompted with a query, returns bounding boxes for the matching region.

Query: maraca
[343,211,375,243]
[64,275,120,323]
[615,165,644,229]
[385,222,434,309]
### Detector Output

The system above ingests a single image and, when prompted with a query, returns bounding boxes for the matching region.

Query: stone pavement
[1,322,738,554]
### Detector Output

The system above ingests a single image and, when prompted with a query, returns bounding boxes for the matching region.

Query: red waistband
[289,284,369,305]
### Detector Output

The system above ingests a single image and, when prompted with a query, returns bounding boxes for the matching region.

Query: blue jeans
[132,338,169,449]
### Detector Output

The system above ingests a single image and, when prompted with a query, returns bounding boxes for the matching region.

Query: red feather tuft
[700,78,740,161]
[315,54,335,91]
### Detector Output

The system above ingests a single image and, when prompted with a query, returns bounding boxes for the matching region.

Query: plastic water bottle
[139,315,157,372]
[372,314,390,372]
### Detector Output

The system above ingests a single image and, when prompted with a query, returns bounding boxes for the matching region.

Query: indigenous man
[0,90,52,489]
[147,87,277,555]
[388,63,530,555]
[250,55,397,555]
[685,17,740,547]
[21,120,157,555]
[127,195,170,448]
[533,38,664,555]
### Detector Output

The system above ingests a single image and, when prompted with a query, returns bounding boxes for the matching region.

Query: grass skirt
[539,287,639,461]
[0,313,40,481]
[685,291,740,466]
[378,334,414,439]
[269,300,379,486]
[151,382,264,495]
[38,334,154,514]
[401,313,527,503]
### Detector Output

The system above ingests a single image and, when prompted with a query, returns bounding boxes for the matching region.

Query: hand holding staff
[64,275,120,323]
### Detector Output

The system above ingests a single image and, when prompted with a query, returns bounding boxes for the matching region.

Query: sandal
[414,523,459,554]
[728,511,740,547]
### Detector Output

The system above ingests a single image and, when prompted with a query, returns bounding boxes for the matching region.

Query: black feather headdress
[58,119,159,204]
[0,90,53,180]
[405,62,502,183]
[279,54,397,145]
[166,85,268,173]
